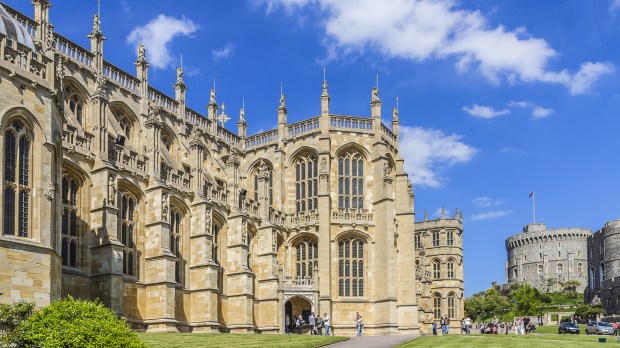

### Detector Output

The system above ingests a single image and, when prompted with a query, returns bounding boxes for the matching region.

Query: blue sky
[8,0,620,296]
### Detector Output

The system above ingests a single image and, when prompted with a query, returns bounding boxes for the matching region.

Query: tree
[11,297,146,348]
[510,283,542,316]
[574,303,605,322]
[465,292,485,321]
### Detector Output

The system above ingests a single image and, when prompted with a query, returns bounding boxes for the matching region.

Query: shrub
[560,315,573,323]
[12,297,146,348]
[0,300,35,345]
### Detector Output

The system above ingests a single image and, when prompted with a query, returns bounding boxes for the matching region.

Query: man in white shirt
[464,317,471,334]
[324,313,331,336]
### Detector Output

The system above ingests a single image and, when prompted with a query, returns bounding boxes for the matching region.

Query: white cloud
[508,100,531,108]
[261,0,614,94]
[463,104,509,119]
[610,0,620,12]
[531,106,553,119]
[212,43,236,61]
[471,210,512,221]
[127,15,198,69]
[399,126,477,188]
[472,196,503,207]
[499,147,525,156]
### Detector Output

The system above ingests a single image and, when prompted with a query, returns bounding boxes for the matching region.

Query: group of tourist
[285,312,363,336]
[432,315,453,335]
[285,312,332,335]
[514,317,533,334]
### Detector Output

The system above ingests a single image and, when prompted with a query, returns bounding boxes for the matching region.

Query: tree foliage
[0,300,35,345]
[11,297,146,348]
[574,303,605,321]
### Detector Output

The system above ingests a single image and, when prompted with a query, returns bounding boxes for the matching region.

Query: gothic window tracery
[432,232,439,247]
[447,231,454,246]
[432,259,441,279]
[337,151,363,209]
[296,240,317,279]
[120,193,137,276]
[294,154,318,214]
[447,258,455,279]
[338,237,364,297]
[3,120,31,237]
[433,293,441,319]
[447,293,456,318]
[66,88,84,126]
[61,176,80,267]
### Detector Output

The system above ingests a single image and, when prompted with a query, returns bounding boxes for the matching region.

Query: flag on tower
[529,191,534,198]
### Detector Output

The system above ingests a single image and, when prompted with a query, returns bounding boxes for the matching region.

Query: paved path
[326,335,416,348]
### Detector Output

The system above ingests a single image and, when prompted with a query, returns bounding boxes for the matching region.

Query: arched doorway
[284,296,312,334]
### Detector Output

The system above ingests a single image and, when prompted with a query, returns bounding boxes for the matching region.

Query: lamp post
[539,305,543,326]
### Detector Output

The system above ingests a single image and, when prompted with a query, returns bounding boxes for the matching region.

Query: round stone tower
[505,223,591,293]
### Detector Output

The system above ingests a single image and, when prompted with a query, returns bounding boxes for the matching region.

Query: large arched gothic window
[578,263,583,273]
[447,293,456,318]
[296,240,317,279]
[61,176,79,267]
[432,259,441,279]
[170,209,182,284]
[557,263,563,274]
[338,237,365,297]
[538,264,544,278]
[433,293,442,319]
[337,151,363,209]
[294,154,318,214]
[3,120,31,237]
[120,193,137,276]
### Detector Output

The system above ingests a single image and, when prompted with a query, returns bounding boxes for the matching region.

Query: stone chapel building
[0,1,464,335]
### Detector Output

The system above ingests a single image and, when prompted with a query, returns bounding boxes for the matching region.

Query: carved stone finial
[91,14,101,35]
[279,93,286,110]
[135,44,148,66]
[392,106,399,122]
[371,86,380,103]
[217,103,230,128]
[441,207,445,219]
[239,107,245,123]
[424,210,428,221]
[209,89,216,104]
[175,67,185,88]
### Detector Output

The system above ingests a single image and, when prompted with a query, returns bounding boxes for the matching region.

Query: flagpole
[532,190,536,224]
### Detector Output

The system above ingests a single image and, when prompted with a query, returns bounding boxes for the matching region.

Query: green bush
[0,300,35,345]
[560,315,573,323]
[12,297,146,348]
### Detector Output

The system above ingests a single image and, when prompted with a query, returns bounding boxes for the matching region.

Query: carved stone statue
[92,14,101,34]
[45,183,55,201]
[175,67,184,86]
[372,86,380,102]
[320,157,327,174]
[279,93,286,109]
[258,160,269,178]
[46,23,55,51]
[108,175,116,206]
[205,207,212,235]
[209,89,216,104]
[383,161,391,175]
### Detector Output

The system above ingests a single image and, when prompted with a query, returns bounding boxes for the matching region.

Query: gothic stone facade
[505,223,591,293]
[586,220,620,315]
[414,211,464,333]
[0,1,471,336]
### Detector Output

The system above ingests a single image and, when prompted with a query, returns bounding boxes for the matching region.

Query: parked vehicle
[558,322,580,334]
[586,321,615,335]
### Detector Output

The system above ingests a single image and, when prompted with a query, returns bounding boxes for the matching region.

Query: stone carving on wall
[205,207,212,235]
[46,23,55,51]
[162,192,169,222]
[45,183,55,201]
[241,219,247,244]
[320,157,327,174]
[272,230,277,252]
[107,174,116,206]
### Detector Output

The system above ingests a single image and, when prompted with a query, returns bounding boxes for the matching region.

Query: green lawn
[137,332,348,348]
[535,324,586,334]
[399,332,619,348]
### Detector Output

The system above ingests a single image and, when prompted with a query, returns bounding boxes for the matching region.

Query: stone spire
[87,5,105,71]
[321,67,330,116]
[135,44,149,97]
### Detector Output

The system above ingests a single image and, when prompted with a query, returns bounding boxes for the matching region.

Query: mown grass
[138,332,348,348]
[399,332,619,348]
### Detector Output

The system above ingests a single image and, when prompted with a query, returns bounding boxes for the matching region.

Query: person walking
[324,313,331,336]
[523,317,530,334]
[464,317,471,334]
[432,321,438,336]
[309,312,316,335]
[285,314,291,334]
[444,315,450,334]
[355,312,363,336]
[296,315,303,334]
